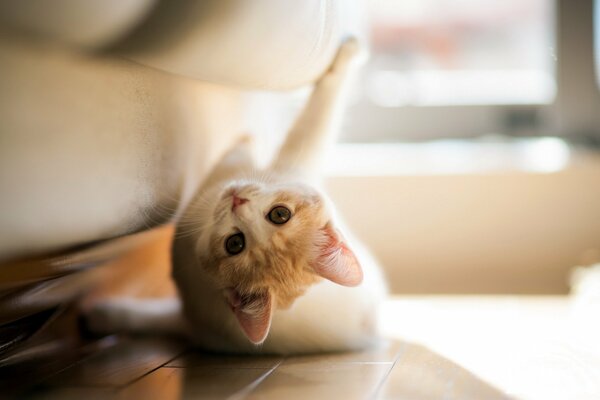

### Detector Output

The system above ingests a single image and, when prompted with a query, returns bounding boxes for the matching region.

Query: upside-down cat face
[193,179,363,344]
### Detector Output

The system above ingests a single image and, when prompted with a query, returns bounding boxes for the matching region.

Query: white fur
[171,206,387,354]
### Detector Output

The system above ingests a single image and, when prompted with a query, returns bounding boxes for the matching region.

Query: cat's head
[194,179,363,345]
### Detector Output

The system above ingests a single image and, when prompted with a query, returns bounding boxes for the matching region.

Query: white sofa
[0,0,363,262]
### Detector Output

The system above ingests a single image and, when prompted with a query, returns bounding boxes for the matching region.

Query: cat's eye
[225,233,245,255]
[267,206,292,225]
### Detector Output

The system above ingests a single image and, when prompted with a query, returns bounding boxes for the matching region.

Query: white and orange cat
[86,39,387,354]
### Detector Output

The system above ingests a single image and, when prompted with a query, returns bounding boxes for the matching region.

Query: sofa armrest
[114,0,358,89]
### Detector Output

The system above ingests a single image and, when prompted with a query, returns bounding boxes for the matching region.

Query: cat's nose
[232,195,249,211]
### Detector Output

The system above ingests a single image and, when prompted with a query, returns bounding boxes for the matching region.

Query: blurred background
[322,0,600,294]
[351,0,556,138]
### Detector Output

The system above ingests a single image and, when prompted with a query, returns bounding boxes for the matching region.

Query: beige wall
[326,155,600,294]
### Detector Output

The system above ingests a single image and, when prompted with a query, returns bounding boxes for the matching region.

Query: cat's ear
[225,289,273,344]
[312,223,363,287]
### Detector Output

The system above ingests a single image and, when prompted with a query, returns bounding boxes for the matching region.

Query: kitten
[86,39,387,354]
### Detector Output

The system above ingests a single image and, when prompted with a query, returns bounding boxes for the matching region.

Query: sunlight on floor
[379,295,600,400]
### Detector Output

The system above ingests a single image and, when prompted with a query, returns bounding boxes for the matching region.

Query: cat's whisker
[173,224,210,239]
[137,204,172,231]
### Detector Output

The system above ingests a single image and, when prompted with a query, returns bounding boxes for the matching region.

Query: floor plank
[246,360,391,399]
[279,340,403,368]
[23,386,117,400]
[121,366,274,400]
[45,338,185,387]
[167,352,283,369]
[377,342,511,400]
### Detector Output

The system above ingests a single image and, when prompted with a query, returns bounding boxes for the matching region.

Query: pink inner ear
[230,290,273,344]
[313,224,363,287]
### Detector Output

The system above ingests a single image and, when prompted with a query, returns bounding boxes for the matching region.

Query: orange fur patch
[205,193,327,309]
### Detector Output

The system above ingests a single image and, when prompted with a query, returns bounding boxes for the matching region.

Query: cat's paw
[339,37,360,58]
[329,37,364,74]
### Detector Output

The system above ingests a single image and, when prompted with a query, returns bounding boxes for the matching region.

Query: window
[344,0,600,143]
[367,0,554,107]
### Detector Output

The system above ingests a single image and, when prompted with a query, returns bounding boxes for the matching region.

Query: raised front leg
[272,38,361,177]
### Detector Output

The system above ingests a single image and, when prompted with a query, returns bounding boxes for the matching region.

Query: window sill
[326,137,578,177]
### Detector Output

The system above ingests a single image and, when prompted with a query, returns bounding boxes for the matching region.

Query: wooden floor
[6,339,508,399]
[4,295,599,399]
